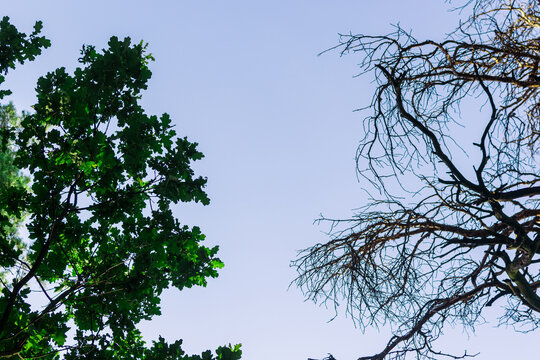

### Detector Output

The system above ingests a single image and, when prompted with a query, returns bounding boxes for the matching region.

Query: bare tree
[293,1,540,359]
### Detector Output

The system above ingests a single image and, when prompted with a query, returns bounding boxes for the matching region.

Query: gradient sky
[2,1,537,359]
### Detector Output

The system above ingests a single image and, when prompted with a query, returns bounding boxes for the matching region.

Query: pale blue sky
[2,1,537,359]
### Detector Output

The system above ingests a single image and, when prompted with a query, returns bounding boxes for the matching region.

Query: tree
[293,1,540,359]
[0,103,29,270]
[0,17,241,360]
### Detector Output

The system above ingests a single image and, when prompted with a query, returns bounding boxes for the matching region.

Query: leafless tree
[293,1,540,359]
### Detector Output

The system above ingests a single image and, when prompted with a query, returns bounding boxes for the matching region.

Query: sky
[2,1,538,359]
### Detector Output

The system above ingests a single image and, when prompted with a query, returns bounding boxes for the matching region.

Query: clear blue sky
[2,1,537,359]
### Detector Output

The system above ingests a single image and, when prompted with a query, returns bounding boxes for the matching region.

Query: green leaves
[0,19,240,360]
[142,337,242,360]
[0,103,28,272]
[0,17,50,98]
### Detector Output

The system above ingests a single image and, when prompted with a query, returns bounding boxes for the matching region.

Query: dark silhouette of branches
[294,1,540,359]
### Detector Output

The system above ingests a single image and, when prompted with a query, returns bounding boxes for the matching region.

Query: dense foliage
[0,17,241,360]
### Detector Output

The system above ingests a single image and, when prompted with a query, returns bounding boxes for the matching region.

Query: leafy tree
[0,17,241,360]
[0,103,28,269]
[293,1,540,359]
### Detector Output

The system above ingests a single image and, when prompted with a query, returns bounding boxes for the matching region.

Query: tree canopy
[294,1,540,359]
[0,17,241,360]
